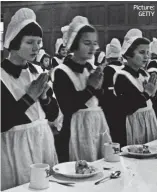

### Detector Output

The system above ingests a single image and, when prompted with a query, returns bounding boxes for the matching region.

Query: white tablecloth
[3,140,157,192]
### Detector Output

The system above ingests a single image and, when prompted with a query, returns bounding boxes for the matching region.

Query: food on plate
[75,160,96,174]
[128,145,151,154]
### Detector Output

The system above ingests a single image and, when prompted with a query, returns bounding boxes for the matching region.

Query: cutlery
[103,167,113,170]
[49,179,75,186]
[95,170,121,185]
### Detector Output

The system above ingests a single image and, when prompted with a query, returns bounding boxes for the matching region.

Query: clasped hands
[144,72,157,97]
[27,73,50,101]
[87,66,104,89]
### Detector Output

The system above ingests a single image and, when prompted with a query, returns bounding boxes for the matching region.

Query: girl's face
[75,32,98,61]
[131,44,150,69]
[59,47,67,57]
[43,57,50,68]
[17,36,42,62]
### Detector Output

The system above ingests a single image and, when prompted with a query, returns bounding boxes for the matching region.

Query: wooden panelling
[107,30,126,45]
[87,5,105,25]
[1,1,157,58]
[128,3,150,25]
[70,6,88,19]
[96,29,106,50]
[42,32,52,55]
[149,29,157,40]
[108,4,125,25]
[150,2,157,24]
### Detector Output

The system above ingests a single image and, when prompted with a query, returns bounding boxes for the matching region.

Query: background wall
[1,1,157,58]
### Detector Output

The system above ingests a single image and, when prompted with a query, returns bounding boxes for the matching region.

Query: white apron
[54,64,112,162]
[114,70,157,145]
[53,56,64,66]
[1,67,58,191]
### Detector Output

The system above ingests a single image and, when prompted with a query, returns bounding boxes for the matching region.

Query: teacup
[104,142,120,162]
[29,163,50,190]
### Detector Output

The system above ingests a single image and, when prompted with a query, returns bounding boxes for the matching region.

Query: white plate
[121,145,157,158]
[53,161,100,178]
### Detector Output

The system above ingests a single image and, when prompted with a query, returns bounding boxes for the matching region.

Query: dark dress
[147,59,157,117]
[114,66,157,144]
[53,58,104,162]
[101,61,126,147]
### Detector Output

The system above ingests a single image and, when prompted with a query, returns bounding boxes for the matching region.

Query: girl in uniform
[52,38,67,68]
[1,8,58,190]
[52,16,112,162]
[101,38,125,146]
[114,35,157,145]
[147,37,157,116]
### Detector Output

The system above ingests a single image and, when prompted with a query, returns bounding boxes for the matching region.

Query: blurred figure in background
[147,37,157,117]
[36,48,53,72]
[100,38,125,146]
[52,38,67,68]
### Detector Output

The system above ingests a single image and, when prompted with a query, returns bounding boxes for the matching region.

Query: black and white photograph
[1,1,157,191]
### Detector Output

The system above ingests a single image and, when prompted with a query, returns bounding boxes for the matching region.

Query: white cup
[104,142,120,162]
[29,163,50,190]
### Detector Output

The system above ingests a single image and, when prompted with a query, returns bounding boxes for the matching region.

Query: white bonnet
[4,8,42,49]
[97,51,106,63]
[106,38,121,58]
[124,28,142,41]
[55,38,64,54]
[149,37,157,55]
[61,25,69,46]
[121,28,143,55]
[66,16,93,50]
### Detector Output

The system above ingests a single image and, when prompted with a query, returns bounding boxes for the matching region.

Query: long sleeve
[102,66,116,90]
[39,88,59,122]
[100,66,116,109]
[114,75,149,115]
[1,81,35,132]
[52,58,59,68]
[53,69,94,116]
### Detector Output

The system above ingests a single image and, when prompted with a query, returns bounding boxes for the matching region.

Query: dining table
[3,140,157,192]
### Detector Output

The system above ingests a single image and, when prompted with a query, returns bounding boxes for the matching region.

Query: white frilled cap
[121,28,142,55]
[66,16,93,50]
[149,37,157,54]
[55,38,64,54]
[61,25,69,46]
[106,38,121,58]
[36,49,46,62]
[97,51,106,63]
[124,28,142,41]
[4,8,42,49]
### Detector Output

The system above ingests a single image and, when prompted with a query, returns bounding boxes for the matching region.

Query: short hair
[8,22,43,51]
[123,37,150,59]
[40,54,52,69]
[70,25,97,52]
[151,53,157,59]
[41,54,50,63]
[58,44,66,53]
